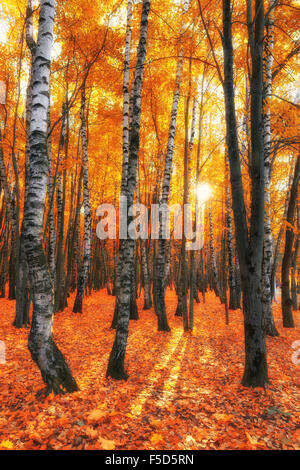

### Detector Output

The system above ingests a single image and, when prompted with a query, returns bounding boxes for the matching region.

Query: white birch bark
[107,0,151,379]
[262,1,279,336]
[73,85,91,313]
[209,207,220,298]
[112,0,134,327]
[23,0,77,394]
[154,1,189,330]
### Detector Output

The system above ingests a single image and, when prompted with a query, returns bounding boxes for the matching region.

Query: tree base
[110,299,119,328]
[106,359,129,380]
[282,303,295,328]
[143,299,152,310]
[29,337,78,395]
[265,324,279,337]
[158,310,171,331]
[106,367,129,380]
[241,374,269,388]
[73,295,83,313]
[158,325,171,332]
[175,306,182,317]
[129,297,139,320]
[241,358,269,388]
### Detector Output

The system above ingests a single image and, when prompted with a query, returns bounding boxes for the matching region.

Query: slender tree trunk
[222,227,229,324]
[291,234,299,310]
[154,26,185,330]
[55,102,67,312]
[262,1,278,336]
[47,105,56,288]
[176,62,195,328]
[64,169,83,308]
[281,156,299,327]
[15,5,36,323]
[111,0,134,328]
[209,207,221,299]
[73,85,91,313]
[225,160,238,310]
[189,249,195,329]
[106,0,150,380]
[0,216,8,298]
[141,238,152,309]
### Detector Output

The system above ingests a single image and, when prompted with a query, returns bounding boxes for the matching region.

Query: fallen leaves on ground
[0,290,299,450]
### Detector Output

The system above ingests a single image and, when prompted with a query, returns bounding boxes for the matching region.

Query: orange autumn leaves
[0,289,299,450]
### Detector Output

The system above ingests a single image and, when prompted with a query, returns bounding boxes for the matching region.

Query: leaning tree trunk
[23,0,78,394]
[281,155,299,327]
[106,0,150,380]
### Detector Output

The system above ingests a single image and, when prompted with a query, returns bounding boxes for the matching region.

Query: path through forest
[0,291,299,450]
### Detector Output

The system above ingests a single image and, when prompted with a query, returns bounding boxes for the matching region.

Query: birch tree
[208,207,221,299]
[281,155,299,328]
[262,0,279,336]
[73,83,91,313]
[111,0,134,327]
[225,157,238,310]
[154,1,189,331]
[106,0,151,380]
[23,0,78,394]
[14,0,36,328]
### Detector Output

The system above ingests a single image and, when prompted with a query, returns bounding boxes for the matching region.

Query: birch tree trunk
[55,101,67,312]
[106,0,150,379]
[64,168,83,308]
[270,167,292,300]
[0,130,18,302]
[175,65,195,328]
[47,105,56,287]
[23,0,78,394]
[209,207,221,299]
[291,223,299,310]
[188,97,199,326]
[192,76,206,307]
[141,238,152,309]
[14,0,35,327]
[262,1,279,336]
[225,158,238,310]
[281,155,299,327]
[111,0,133,327]
[73,85,91,313]
[154,4,188,330]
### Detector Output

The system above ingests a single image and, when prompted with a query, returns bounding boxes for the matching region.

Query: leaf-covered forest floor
[0,290,299,450]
